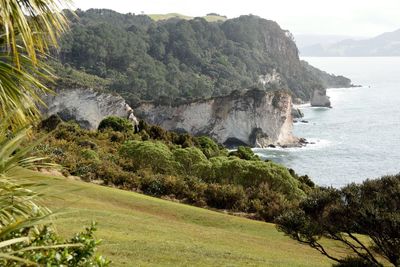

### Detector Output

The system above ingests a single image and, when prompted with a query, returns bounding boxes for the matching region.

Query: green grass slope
[42,177,339,266]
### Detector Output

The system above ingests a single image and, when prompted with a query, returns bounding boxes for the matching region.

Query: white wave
[293,103,311,108]
[253,138,332,154]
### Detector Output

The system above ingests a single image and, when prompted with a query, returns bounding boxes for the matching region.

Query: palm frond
[0,0,72,128]
[0,0,72,67]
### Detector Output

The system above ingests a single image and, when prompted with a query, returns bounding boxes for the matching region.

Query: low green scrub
[32,118,313,222]
[229,146,260,160]
[98,116,133,132]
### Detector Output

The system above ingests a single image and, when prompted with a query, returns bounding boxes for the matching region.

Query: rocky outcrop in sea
[310,89,331,108]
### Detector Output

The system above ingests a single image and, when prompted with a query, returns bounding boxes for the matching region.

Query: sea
[255,57,400,187]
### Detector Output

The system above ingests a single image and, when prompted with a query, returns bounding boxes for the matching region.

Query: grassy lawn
[40,177,343,266]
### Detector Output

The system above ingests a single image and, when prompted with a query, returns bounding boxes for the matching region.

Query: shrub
[81,149,99,161]
[210,157,303,198]
[247,183,291,221]
[73,162,99,180]
[229,146,260,161]
[148,125,169,141]
[173,133,194,148]
[139,130,150,141]
[95,160,133,187]
[288,168,315,190]
[194,136,223,158]
[39,114,63,131]
[139,174,169,197]
[77,139,98,149]
[110,131,125,142]
[98,116,133,132]
[119,141,176,173]
[172,147,209,175]
[138,119,150,133]
[204,183,247,210]
[54,122,84,141]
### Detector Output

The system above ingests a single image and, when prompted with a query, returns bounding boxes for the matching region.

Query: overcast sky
[72,0,400,37]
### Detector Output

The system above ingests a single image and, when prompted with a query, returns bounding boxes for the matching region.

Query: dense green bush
[194,136,224,158]
[54,122,84,141]
[98,116,133,132]
[119,141,176,173]
[40,114,63,131]
[172,147,210,175]
[246,183,291,221]
[81,149,100,161]
[32,120,313,222]
[204,183,247,210]
[229,146,260,161]
[209,157,302,198]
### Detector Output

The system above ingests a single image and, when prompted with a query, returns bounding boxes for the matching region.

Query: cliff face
[41,88,138,129]
[135,90,297,148]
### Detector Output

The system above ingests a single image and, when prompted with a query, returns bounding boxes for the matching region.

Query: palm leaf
[0,0,73,128]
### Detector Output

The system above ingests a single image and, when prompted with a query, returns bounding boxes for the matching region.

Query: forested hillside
[57,9,346,106]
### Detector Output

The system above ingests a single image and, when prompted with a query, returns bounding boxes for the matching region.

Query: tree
[98,116,133,132]
[277,175,400,267]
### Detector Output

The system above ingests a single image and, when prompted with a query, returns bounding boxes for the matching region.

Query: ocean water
[255,57,400,187]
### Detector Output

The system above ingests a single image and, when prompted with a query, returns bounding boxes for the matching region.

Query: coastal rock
[310,89,331,108]
[291,107,304,119]
[135,89,298,148]
[41,88,139,129]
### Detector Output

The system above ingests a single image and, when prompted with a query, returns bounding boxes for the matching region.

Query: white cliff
[135,90,298,148]
[41,88,138,129]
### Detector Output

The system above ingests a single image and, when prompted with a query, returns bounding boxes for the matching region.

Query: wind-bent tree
[0,1,109,265]
[277,175,400,267]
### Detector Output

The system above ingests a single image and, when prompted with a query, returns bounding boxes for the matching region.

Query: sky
[72,0,400,37]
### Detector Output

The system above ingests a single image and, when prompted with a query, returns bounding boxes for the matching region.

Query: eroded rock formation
[41,88,138,129]
[135,89,298,148]
[310,89,331,108]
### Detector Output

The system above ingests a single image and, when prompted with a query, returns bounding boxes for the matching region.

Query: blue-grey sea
[255,57,400,187]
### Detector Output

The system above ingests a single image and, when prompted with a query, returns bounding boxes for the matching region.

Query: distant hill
[295,34,362,50]
[300,29,400,56]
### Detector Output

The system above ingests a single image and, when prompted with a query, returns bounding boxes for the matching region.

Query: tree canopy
[277,174,400,267]
[56,9,331,106]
